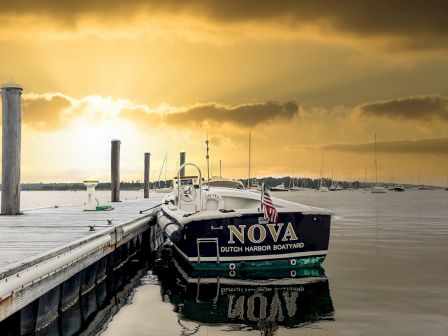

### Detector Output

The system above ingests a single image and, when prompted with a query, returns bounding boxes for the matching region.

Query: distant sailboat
[289,170,301,191]
[290,178,301,191]
[270,182,288,192]
[319,156,329,192]
[155,152,173,193]
[329,169,337,191]
[371,134,387,193]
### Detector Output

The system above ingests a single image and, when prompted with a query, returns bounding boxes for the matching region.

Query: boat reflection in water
[154,255,334,335]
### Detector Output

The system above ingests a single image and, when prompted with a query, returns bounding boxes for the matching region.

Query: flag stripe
[262,184,278,223]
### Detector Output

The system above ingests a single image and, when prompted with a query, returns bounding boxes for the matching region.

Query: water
[19,189,145,209]
[9,190,448,335]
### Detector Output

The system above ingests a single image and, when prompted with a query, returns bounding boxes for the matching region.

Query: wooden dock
[0,194,165,322]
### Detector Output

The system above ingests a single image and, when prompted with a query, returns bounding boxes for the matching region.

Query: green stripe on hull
[191,256,326,271]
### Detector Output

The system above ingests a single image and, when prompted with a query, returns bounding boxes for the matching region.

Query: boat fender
[164,223,183,244]
[157,211,184,244]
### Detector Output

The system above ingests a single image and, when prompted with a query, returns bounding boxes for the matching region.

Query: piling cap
[83,178,99,188]
[1,81,23,90]
[83,177,99,183]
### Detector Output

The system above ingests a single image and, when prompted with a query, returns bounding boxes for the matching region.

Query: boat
[392,184,406,192]
[318,157,329,192]
[371,185,387,193]
[204,176,245,189]
[157,163,331,271]
[248,177,261,191]
[270,182,289,192]
[153,255,334,333]
[329,169,338,191]
[289,172,301,191]
[371,134,387,193]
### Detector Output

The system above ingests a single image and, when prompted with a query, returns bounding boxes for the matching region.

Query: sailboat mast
[164,152,167,187]
[320,156,324,188]
[206,134,210,182]
[248,130,251,188]
[374,134,378,185]
[364,167,367,188]
[157,154,167,189]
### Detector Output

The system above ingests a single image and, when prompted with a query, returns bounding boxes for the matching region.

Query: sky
[1,1,447,185]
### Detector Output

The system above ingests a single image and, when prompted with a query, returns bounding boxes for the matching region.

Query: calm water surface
[17,190,448,335]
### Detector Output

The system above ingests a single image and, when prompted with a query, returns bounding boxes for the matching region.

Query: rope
[139,201,169,214]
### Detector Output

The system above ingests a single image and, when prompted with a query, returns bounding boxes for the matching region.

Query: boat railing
[177,162,203,211]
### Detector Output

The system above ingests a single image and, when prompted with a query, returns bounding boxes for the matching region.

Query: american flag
[262,183,279,223]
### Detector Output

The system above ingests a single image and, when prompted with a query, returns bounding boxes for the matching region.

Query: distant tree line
[240,177,363,189]
[16,180,175,191]
[0,177,434,191]
[239,177,425,190]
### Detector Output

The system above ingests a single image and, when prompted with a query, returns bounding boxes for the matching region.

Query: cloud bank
[18,93,299,131]
[320,137,448,155]
[1,1,448,50]
[22,93,73,130]
[358,94,448,121]
[164,101,299,127]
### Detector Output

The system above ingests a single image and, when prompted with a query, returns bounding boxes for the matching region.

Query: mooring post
[1,82,23,215]
[179,151,186,177]
[111,139,121,202]
[144,152,150,198]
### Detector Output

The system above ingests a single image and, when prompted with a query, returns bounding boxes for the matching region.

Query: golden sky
[1,1,448,185]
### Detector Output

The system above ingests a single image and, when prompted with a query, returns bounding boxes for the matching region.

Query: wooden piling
[111,140,120,202]
[144,152,150,198]
[179,151,186,177]
[1,82,23,215]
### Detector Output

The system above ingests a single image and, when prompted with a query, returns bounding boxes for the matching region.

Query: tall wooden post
[111,139,121,202]
[144,152,150,198]
[179,151,186,177]
[1,82,22,215]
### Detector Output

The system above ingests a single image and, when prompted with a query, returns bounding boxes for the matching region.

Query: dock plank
[0,194,165,275]
[0,193,167,321]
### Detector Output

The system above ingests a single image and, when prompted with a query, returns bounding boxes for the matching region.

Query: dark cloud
[320,137,448,155]
[1,1,448,49]
[22,95,72,130]
[165,101,299,127]
[358,95,448,121]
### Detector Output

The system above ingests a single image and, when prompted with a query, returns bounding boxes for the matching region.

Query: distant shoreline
[9,178,445,191]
